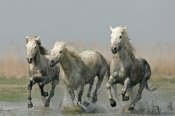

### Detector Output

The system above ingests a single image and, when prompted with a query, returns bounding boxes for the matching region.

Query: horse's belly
[62,75,84,90]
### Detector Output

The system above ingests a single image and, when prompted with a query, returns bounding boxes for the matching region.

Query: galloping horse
[26,36,59,108]
[49,41,109,104]
[106,26,158,110]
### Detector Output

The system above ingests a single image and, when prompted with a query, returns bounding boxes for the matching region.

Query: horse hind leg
[128,87,133,101]
[86,80,94,99]
[128,81,146,110]
[68,89,75,104]
[44,80,57,107]
[77,85,84,105]
[92,74,104,103]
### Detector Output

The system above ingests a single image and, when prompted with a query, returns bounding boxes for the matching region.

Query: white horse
[49,41,109,104]
[106,26,159,110]
[26,36,60,108]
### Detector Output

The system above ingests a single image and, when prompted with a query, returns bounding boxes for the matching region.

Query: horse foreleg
[129,81,145,110]
[106,75,117,107]
[28,78,36,108]
[112,84,120,102]
[38,84,48,97]
[122,78,130,101]
[39,76,50,86]
[44,80,57,107]
[77,85,84,105]
[87,81,94,99]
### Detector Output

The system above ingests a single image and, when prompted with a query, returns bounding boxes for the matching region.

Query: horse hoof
[28,103,33,108]
[122,96,129,101]
[42,92,49,97]
[44,101,50,107]
[110,99,116,107]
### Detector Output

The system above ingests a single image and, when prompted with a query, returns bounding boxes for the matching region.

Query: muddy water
[0,79,175,116]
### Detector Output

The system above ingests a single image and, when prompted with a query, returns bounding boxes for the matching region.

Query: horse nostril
[50,60,54,64]
[27,58,33,63]
[114,47,117,51]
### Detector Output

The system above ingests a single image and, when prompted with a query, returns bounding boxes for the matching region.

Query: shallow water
[0,79,175,116]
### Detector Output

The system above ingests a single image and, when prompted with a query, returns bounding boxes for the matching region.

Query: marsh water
[0,78,175,116]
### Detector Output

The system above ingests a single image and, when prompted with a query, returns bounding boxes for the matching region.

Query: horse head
[49,41,66,67]
[26,36,40,64]
[110,26,128,54]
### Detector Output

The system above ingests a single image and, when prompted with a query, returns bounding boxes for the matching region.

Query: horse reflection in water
[49,41,110,106]
[26,36,59,108]
[106,26,159,110]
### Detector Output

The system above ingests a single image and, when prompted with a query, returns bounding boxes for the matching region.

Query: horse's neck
[118,48,133,68]
[30,51,47,70]
[60,49,77,75]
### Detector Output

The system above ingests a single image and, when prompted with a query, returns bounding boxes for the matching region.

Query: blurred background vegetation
[0,41,174,78]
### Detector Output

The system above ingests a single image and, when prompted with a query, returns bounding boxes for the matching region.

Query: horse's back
[79,51,108,81]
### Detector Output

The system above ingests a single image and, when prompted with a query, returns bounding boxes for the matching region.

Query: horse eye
[119,36,122,38]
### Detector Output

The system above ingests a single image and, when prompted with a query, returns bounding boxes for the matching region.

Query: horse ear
[60,41,66,48]
[123,26,127,30]
[121,26,127,34]
[26,36,30,43]
[26,38,29,43]
[110,25,114,32]
[35,36,40,41]
[35,36,41,45]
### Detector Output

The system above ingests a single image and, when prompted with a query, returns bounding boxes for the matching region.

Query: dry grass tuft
[0,47,28,78]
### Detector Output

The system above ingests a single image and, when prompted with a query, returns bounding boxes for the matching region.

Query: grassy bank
[0,75,175,102]
[0,76,31,102]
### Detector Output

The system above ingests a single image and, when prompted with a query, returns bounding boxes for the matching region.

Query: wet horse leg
[92,75,104,103]
[44,80,57,107]
[28,78,36,108]
[128,80,146,110]
[86,80,94,99]
[106,75,117,107]
[122,78,130,101]
[39,76,50,86]
[68,89,75,104]
[38,83,48,97]
[128,87,133,101]
[112,84,120,103]
[77,85,84,105]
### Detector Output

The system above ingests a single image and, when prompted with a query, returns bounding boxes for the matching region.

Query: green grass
[0,75,38,102]
[0,85,27,102]
[0,75,174,102]
[0,75,28,85]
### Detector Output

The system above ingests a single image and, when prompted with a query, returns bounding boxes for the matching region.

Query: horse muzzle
[111,45,121,54]
[111,47,117,54]
[49,60,56,67]
[27,58,33,64]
